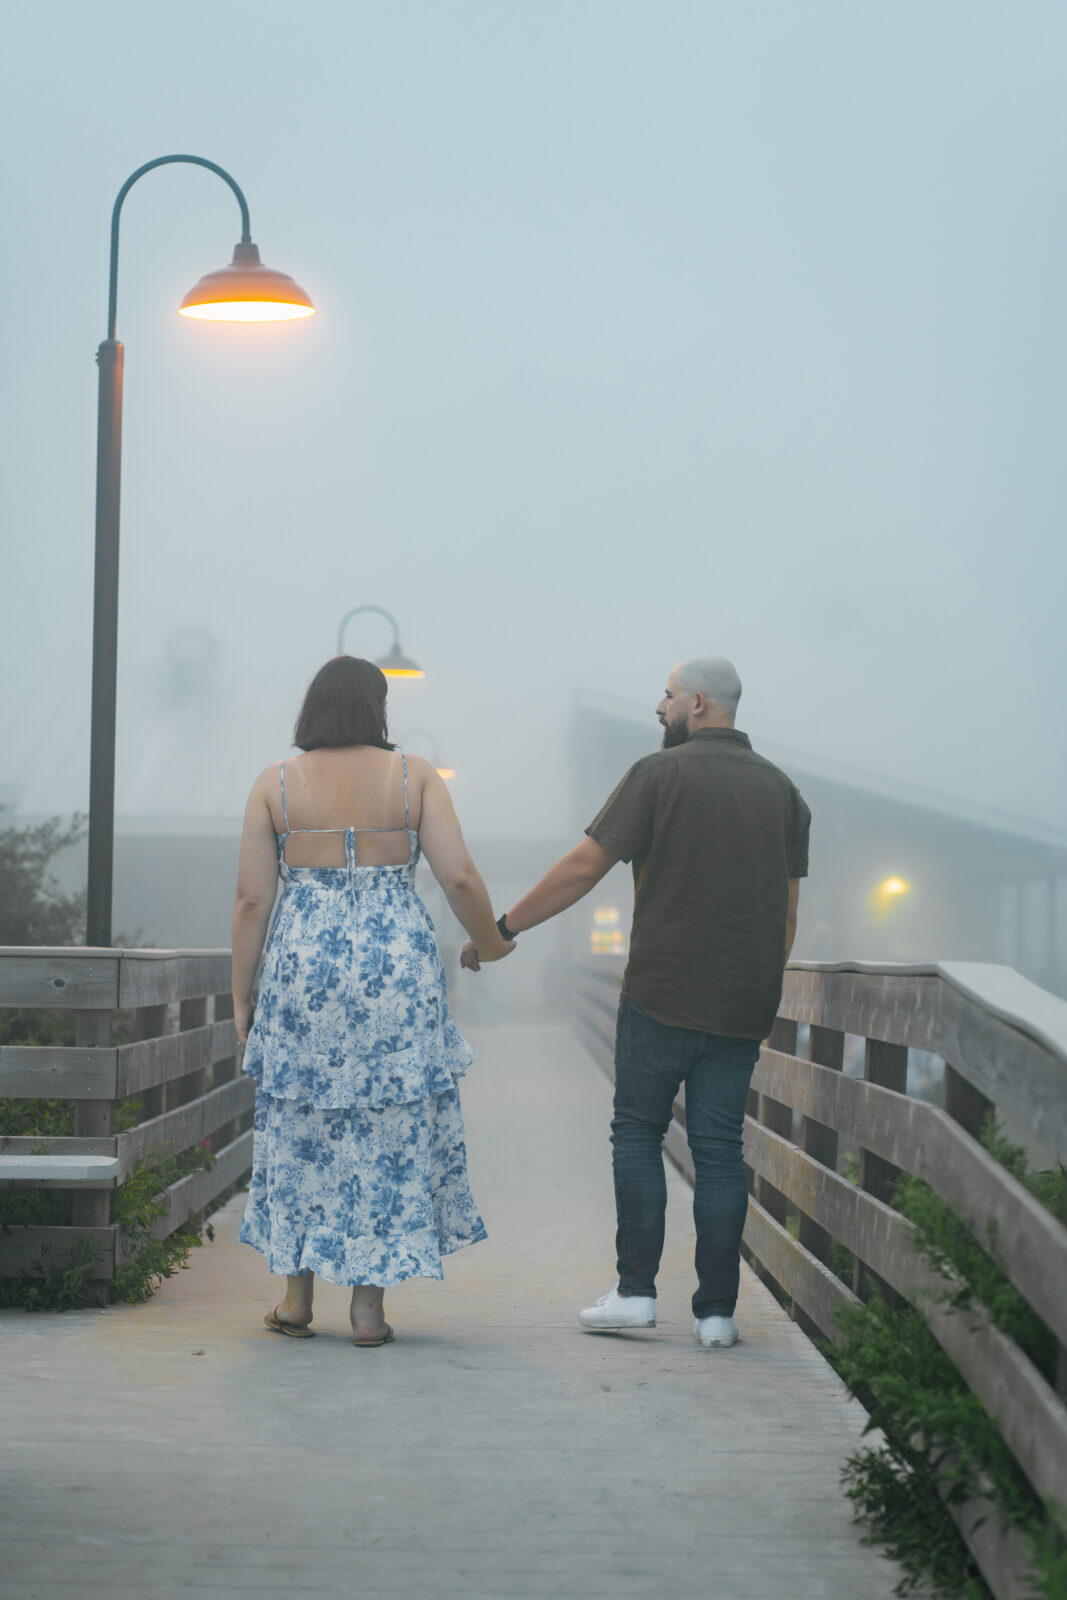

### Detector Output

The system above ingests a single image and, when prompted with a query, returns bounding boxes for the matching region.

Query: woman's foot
[350,1284,387,1343]
[277,1272,314,1329]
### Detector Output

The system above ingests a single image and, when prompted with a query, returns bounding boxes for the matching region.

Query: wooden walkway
[1,1024,911,1600]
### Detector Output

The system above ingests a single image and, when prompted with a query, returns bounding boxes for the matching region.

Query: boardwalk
[3,1024,909,1600]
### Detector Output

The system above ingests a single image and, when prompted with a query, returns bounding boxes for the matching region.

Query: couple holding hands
[231,652,809,1348]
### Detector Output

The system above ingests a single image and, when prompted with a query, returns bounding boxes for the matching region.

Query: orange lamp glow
[880,877,910,897]
[436,767,456,781]
[179,242,315,322]
[375,642,426,679]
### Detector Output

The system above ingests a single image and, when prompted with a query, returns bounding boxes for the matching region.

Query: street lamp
[336,605,425,678]
[86,154,314,947]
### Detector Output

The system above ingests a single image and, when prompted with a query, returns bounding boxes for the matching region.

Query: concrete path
[2,1024,909,1600]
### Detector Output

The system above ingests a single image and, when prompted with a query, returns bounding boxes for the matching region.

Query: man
[461,657,810,1348]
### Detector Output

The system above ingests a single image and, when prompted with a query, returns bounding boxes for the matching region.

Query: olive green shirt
[586,729,810,1039]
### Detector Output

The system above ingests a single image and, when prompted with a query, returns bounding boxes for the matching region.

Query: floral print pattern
[239,822,486,1286]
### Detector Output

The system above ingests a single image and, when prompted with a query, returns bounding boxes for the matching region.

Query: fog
[3,1,1066,859]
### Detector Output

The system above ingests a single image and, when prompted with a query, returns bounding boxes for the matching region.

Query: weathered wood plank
[116,1020,236,1097]
[0,1046,118,1099]
[116,951,232,1008]
[742,1194,859,1346]
[744,1121,1067,1509]
[0,1224,117,1277]
[0,1135,116,1155]
[752,1049,1067,1346]
[145,1129,254,1243]
[779,969,940,1051]
[115,1076,254,1176]
[0,950,119,1009]
[936,981,1067,1161]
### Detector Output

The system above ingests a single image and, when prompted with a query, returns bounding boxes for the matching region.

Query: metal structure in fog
[335,605,425,678]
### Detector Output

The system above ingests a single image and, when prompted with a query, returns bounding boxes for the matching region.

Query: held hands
[460,935,516,973]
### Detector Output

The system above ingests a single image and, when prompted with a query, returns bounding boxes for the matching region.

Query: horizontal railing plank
[0,1046,119,1099]
[0,950,120,1009]
[0,1135,116,1156]
[117,951,231,1008]
[753,1049,1067,1345]
[0,1224,117,1277]
[779,968,940,1051]
[0,948,232,1011]
[742,1194,860,1345]
[745,1121,1067,1510]
[116,1020,237,1097]
[145,1129,254,1243]
[115,1076,254,1177]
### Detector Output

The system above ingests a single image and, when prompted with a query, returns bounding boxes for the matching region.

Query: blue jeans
[611,995,759,1319]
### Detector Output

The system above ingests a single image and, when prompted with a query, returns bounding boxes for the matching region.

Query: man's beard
[660,719,690,749]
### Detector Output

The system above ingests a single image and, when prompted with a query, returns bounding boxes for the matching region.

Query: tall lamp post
[86,155,315,947]
[336,605,425,678]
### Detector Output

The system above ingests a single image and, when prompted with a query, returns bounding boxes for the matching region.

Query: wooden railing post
[943,1064,994,1143]
[172,997,208,1109]
[794,1024,844,1338]
[72,1008,114,1306]
[209,994,241,1196]
[756,1017,796,1226]
[135,1004,168,1122]
[854,1038,908,1304]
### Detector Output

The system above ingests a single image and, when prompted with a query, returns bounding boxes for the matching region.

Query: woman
[231,656,512,1346]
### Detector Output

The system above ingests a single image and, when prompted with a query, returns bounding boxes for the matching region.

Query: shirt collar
[689,728,752,749]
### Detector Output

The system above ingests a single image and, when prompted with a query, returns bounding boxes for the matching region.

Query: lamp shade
[375,642,425,679]
[179,241,315,322]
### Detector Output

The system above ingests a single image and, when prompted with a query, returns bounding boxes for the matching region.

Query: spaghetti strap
[402,753,409,828]
[279,762,290,834]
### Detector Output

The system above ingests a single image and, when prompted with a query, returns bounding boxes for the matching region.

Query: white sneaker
[694,1315,738,1348]
[579,1286,656,1330]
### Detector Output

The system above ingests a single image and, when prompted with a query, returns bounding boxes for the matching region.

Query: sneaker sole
[579,1320,657,1331]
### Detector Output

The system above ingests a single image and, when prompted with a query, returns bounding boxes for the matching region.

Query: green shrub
[828,1117,1067,1599]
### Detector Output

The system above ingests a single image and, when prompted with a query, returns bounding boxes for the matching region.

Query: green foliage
[0,1142,215,1311]
[110,1144,215,1304]
[828,1117,1067,1600]
[0,812,86,946]
[0,1237,100,1313]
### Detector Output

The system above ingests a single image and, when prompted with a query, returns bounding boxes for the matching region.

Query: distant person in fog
[231,657,513,1347]
[462,657,810,1348]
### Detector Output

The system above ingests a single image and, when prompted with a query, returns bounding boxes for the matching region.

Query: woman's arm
[231,773,281,1043]
[415,760,512,961]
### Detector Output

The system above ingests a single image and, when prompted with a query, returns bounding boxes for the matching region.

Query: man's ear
[691,691,705,716]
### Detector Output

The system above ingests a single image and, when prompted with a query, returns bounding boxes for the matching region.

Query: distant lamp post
[880,877,910,898]
[86,154,315,947]
[336,605,426,679]
[402,729,455,781]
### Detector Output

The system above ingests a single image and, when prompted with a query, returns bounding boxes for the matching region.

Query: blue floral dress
[238,756,487,1286]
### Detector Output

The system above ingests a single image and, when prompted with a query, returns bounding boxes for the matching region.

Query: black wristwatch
[497,914,518,941]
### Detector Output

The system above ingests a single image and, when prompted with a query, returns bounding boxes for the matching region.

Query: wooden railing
[0,947,252,1296]
[575,957,1067,1600]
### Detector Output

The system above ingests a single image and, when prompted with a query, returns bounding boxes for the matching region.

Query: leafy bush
[828,1118,1067,1599]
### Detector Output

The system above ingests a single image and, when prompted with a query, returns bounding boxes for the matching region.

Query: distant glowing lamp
[880,877,910,897]
[594,907,621,926]
[591,906,625,955]
[179,243,315,321]
[436,768,456,781]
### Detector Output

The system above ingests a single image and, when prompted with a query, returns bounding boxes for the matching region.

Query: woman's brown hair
[292,657,396,752]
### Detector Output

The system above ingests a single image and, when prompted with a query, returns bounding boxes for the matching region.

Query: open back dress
[238,753,487,1286]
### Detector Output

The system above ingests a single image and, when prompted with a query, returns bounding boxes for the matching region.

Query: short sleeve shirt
[586,729,810,1039]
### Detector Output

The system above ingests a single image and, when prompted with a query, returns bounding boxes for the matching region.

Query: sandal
[352,1323,395,1348]
[264,1307,315,1339]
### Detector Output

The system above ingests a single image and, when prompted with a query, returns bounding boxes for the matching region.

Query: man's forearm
[506,844,611,933]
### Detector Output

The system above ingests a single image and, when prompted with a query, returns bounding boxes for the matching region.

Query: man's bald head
[672,657,742,719]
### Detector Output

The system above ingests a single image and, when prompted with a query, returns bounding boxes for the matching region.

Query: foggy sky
[3,1,1066,842]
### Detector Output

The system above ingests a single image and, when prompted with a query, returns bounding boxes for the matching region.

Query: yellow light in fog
[880,877,910,897]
